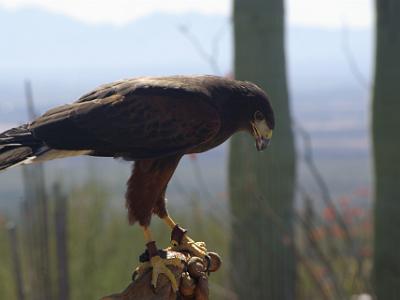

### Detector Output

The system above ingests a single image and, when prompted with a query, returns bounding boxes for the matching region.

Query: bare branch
[177,24,226,75]
[296,122,354,246]
[254,195,333,300]
[340,23,370,91]
[295,122,364,292]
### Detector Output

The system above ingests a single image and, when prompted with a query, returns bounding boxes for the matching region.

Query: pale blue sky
[0,0,373,28]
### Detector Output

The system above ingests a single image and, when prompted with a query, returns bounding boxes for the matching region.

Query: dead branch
[340,23,370,91]
[255,196,333,300]
[177,24,226,75]
[296,123,355,251]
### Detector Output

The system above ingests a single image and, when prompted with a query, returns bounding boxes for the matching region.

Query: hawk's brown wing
[29,82,221,159]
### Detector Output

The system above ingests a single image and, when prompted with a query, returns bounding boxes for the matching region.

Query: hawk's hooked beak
[251,120,273,151]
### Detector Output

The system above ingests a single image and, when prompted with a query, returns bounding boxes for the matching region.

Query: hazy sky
[0,0,373,28]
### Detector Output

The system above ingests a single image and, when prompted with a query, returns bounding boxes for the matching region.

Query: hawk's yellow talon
[196,241,206,248]
[171,234,208,258]
[150,255,180,292]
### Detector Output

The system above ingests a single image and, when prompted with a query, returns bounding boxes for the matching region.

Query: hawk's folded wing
[29,80,221,159]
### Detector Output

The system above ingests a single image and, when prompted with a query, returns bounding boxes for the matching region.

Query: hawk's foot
[150,255,181,292]
[170,225,208,258]
[133,243,183,292]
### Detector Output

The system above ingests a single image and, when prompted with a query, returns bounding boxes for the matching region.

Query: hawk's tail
[0,125,47,171]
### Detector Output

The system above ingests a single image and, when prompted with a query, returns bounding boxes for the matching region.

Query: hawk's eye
[254,111,264,121]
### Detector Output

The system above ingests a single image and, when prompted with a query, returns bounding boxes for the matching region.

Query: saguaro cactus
[372,1,400,299]
[229,0,296,299]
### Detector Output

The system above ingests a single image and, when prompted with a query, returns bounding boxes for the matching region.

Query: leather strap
[146,241,158,258]
[171,224,187,244]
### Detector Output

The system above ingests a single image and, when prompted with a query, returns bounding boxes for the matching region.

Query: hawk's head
[250,109,274,151]
[240,82,275,151]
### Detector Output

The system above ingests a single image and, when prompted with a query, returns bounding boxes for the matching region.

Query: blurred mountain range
[0,8,373,215]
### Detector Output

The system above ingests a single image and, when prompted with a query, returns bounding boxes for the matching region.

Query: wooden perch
[101,249,221,300]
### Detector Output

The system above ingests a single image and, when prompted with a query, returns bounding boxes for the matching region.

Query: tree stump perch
[101,249,221,300]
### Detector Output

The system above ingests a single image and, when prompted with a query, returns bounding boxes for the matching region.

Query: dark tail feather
[0,124,44,171]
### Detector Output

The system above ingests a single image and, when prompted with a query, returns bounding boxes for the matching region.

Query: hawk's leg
[162,215,208,258]
[138,226,181,292]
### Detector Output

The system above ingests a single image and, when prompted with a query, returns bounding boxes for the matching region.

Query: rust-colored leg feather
[125,155,181,226]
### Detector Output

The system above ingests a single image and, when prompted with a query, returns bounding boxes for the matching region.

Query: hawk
[0,75,274,290]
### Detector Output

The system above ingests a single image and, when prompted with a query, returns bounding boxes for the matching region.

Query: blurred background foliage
[0,178,230,299]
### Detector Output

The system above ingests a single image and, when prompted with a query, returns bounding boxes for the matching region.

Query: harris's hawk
[0,75,274,290]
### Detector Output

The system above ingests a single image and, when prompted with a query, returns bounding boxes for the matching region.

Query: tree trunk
[21,81,52,300]
[229,0,296,299]
[54,183,70,300]
[7,223,25,300]
[372,1,400,299]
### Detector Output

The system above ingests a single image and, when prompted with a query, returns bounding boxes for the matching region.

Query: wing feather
[29,80,221,159]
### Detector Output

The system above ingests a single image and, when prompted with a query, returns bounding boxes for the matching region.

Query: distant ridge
[0,8,232,72]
